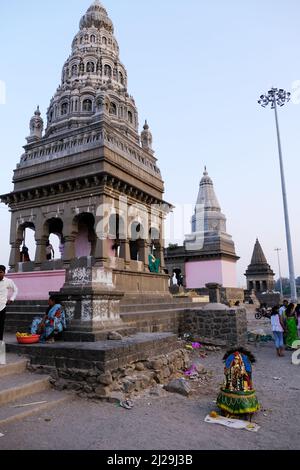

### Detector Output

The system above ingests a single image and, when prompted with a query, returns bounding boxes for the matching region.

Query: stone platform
[5,332,180,371]
[4,332,189,399]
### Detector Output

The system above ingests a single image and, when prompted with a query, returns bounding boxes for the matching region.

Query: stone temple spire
[195,167,221,213]
[191,168,223,234]
[245,239,275,292]
[250,239,268,265]
[185,168,237,256]
[44,0,140,144]
[27,106,44,143]
[141,120,153,152]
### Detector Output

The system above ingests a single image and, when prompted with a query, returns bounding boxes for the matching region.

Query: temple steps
[0,354,69,427]
[5,299,204,336]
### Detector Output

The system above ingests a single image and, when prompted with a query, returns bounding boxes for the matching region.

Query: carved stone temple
[245,239,275,293]
[165,169,239,289]
[1,0,172,334]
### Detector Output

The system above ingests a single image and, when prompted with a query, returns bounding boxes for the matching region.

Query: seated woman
[216,347,260,420]
[31,296,67,344]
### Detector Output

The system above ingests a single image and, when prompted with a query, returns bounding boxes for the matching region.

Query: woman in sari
[216,348,260,419]
[283,303,299,350]
[31,296,66,343]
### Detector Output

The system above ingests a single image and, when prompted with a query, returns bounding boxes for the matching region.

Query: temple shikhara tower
[245,239,275,293]
[1,1,170,304]
[165,169,239,289]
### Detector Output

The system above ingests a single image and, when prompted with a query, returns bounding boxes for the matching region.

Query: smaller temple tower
[165,169,239,289]
[245,239,275,293]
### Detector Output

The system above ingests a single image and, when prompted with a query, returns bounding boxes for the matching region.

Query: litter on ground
[205,414,260,432]
[11,401,48,408]
[120,400,134,410]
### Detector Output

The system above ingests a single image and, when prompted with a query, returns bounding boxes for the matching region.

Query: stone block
[121,379,135,393]
[108,331,123,341]
[95,385,110,397]
[164,378,191,397]
[97,371,113,385]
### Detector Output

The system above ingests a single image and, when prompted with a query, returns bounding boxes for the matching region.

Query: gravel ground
[0,341,299,450]
[1,310,299,450]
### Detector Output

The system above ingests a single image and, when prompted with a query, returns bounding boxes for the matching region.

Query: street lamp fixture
[258,87,297,302]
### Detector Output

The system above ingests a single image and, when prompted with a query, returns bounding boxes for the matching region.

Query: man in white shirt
[0,265,18,340]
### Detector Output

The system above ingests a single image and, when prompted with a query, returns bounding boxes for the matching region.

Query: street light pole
[275,248,283,299]
[258,88,297,302]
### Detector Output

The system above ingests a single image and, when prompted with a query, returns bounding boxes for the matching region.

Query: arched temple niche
[46,218,64,260]
[129,221,145,261]
[74,212,96,258]
[17,222,35,263]
[108,213,125,258]
[149,226,161,259]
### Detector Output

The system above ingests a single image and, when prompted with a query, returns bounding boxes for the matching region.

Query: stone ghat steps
[120,306,201,333]
[0,389,69,427]
[5,332,181,371]
[6,303,48,313]
[5,300,203,335]
[5,301,48,333]
[0,354,69,427]
[119,300,199,313]
[63,325,138,342]
[5,313,44,334]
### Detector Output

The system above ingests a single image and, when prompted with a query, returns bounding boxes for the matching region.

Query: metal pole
[273,98,297,302]
[275,248,283,298]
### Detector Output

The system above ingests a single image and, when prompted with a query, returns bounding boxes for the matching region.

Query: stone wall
[180,308,247,347]
[28,348,190,400]
[188,288,244,305]
[256,292,281,307]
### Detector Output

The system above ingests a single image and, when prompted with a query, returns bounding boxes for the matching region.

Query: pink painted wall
[75,227,91,258]
[221,260,238,288]
[7,270,66,301]
[185,259,237,288]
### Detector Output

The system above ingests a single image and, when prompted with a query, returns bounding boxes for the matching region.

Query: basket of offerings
[16,333,40,344]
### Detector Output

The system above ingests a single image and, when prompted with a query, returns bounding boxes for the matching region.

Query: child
[270,305,285,357]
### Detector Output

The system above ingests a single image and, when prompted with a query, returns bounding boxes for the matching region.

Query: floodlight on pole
[258,87,297,302]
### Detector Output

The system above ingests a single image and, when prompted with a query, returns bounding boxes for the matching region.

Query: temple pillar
[9,241,22,271]
[119,239,131,268]
[159,218,166,271]
[95,236,109,262]
[63,235,76,263]
[34,237,47,265]
[140,240,149,271]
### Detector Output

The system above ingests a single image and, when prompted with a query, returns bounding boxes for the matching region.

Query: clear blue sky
[0,0,300,287]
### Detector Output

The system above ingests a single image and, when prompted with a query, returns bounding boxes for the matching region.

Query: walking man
[0,265,18,341]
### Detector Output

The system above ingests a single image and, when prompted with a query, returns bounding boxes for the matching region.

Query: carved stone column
[53,257,125,342]
[9,241,22,271]
[140,240,149,271]
[119,239,131,268]
[63,235,76,263]
[34,238,47,265]
[159,219,166,271]
[95,236,109,263]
